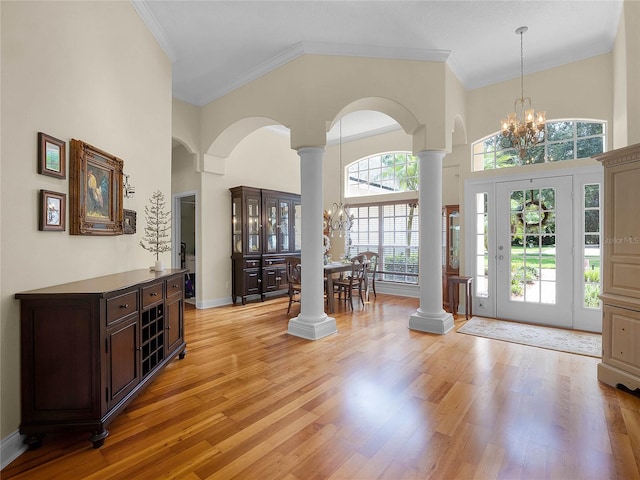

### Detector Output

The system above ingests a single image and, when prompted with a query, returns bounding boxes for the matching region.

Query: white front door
[495,177,573,327]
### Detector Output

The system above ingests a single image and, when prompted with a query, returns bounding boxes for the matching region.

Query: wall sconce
[124,174,135,198]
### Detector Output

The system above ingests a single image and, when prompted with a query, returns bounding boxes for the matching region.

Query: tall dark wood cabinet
[442,205,460,311]
[594,144,640,393]
[230,186,301,304]
[15,269,187,449]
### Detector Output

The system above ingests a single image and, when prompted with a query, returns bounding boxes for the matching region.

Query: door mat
[457,317,601,358]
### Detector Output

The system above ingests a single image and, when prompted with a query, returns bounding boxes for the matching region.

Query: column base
[408,309,454,335]
[287,314,337,340]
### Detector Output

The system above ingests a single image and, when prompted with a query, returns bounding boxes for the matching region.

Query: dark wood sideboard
[15,269,187,449]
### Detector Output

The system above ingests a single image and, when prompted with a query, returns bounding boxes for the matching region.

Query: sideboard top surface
[15,268,187,298]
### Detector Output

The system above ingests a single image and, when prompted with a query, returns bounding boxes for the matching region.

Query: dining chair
[285,257,302,314]
[360,251,379,299]
[332,254,366,310]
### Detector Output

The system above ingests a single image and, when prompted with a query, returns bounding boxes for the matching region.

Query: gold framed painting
[70,139,124,235]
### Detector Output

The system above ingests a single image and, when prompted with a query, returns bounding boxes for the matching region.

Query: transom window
[346,152,418,197]
[473,120,606,171]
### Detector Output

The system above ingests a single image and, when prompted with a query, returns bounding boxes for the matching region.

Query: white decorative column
[288,147,337,340]
[409,150,454,334]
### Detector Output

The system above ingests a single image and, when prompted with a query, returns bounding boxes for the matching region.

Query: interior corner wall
[623,0,640,145]
[0,1,171,443]
[613,2,629,149]
[173,98,202,155]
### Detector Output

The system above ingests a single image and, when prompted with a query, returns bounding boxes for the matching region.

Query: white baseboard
[1,430,27,470]
[376,282,419,298]
[196,296,233,309]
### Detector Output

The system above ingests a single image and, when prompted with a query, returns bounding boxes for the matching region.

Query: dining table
[323,260,369,314]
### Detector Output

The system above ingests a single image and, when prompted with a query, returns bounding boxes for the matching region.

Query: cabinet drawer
[106,291,138,325]
[245,259,261,269]
[141,282,164,308]
[263,257,285,267]
[166,276,183,298]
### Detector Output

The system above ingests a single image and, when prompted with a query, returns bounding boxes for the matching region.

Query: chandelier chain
[520,28,524,101]
[328,119,353,238]
[500,25,546,163]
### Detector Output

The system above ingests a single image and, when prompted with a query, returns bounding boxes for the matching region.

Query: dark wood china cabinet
[230,186,301,304]
[442,205,460,311]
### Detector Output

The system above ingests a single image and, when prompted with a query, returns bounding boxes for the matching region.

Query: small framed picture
[123,209,136,234]
[38,132,66,179]
[39,190,66,231]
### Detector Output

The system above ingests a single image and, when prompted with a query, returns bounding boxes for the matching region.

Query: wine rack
[141,304,165,376]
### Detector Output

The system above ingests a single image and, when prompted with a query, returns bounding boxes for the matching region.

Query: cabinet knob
[150,292,158,296]
[172,284,179,288]
[120,304,129,309]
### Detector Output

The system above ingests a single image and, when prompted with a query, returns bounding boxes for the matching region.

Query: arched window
[473,119,606,171]
[346,152,418,197]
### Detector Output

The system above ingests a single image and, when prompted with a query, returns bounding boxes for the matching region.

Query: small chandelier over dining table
[500,26,546,162]
[328,120,353,238]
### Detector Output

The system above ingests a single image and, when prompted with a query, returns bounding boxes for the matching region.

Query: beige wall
[615,0,640,146]
[197,127,300,305]
[0,1,171,441]
[200,55,452,155]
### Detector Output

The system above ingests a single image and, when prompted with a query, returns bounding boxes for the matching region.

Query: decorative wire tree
[139,190,171,270]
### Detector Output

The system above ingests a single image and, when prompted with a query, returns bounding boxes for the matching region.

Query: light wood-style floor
[3,294,640,479]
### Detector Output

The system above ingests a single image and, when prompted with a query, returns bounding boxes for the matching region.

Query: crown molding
[131,0,178,63]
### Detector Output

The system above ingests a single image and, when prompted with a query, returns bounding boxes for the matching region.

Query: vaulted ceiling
[138,1,622,142]
[134,0,622,107]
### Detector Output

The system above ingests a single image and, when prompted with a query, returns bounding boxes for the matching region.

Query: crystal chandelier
[500,26,546,161]
[328,120,353,238]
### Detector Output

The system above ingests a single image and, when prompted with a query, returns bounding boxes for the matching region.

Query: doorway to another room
[174,193,197,305]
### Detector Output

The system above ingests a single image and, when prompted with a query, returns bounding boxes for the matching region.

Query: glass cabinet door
[294,202,302,251]
[279,200,290,252]
[448,208,460,271]
[247,197,261,253]
[264,198,277,253]
[232,197,242,253]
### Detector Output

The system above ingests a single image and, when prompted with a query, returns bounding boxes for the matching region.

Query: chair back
[350,254,367,282]
[286,257,302,286]
[361,251,379,276]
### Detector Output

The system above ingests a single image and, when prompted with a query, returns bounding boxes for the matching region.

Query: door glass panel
[583,183,601,308]
[265,200,277,252]
[475,192,489,297]
[279,201,289,252]
[509,188,557,304]
[294,203,302,251]
[247,197,260,252]
[232,198,242,253]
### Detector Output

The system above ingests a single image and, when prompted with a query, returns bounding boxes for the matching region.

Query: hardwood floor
[3,294,640,479]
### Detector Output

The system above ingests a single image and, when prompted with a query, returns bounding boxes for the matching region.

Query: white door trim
[464,165,603,330]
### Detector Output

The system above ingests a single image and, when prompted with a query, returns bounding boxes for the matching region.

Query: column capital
[296,146,325,158]
[415,149,446,160]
